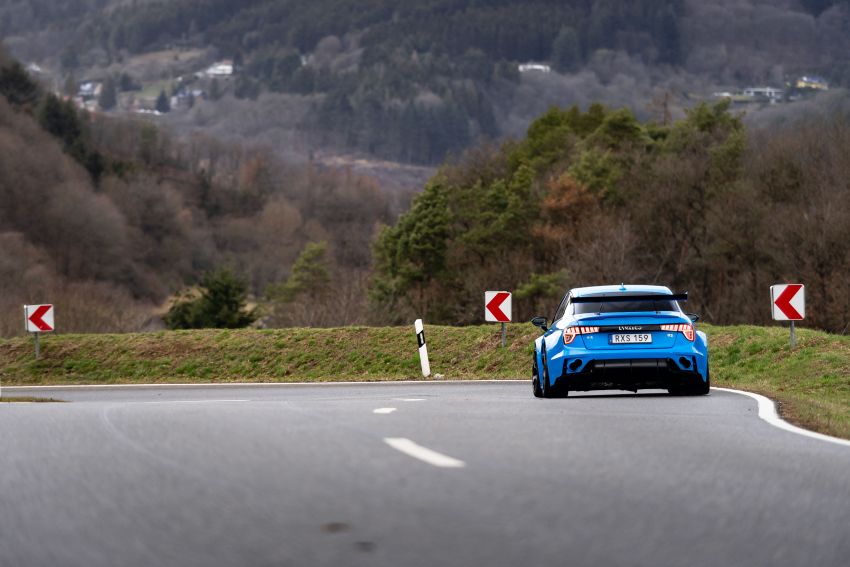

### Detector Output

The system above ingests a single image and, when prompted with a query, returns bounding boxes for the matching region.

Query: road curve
[2,382,849,567]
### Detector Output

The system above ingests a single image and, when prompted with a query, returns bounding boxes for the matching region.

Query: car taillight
[661,323,695,341]
[563,326,599,344]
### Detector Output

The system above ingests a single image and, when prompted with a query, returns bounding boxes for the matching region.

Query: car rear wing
[571,293,688,304]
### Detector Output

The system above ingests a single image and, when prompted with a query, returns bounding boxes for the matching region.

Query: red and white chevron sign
[771,284,804,321]
[485,291,512,323]
[25,304,55,333]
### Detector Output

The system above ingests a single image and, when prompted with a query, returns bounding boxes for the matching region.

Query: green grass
[1,324,848,438]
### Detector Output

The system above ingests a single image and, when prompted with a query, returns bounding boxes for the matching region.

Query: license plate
[610,333,652,344]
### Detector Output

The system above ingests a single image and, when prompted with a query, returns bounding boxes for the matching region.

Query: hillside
[4,0,850,166]
[0,47,404,336]
[3,3,850,338]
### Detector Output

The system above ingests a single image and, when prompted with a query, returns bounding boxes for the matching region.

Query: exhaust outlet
[679,357,692,369]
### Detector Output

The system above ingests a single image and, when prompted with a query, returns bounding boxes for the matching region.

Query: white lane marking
[384,438,466,468]
[3,380,527,391]
[373,407,397,414]
[142,399,250,404]
[397,398,426,402]
[713,387,850,448]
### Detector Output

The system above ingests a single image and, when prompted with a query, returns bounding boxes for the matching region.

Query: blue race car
[530,284,709,398]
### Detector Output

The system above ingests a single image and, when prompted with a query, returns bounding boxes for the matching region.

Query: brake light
[661,323,695,341]
[563,326,599,344]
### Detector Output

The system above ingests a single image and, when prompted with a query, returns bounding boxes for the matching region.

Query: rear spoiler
[571,292,688,304]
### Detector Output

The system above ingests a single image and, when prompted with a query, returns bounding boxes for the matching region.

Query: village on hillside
[712,75,830,106]
[24,48,835,117]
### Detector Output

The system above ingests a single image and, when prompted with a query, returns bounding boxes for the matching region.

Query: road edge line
[2,380,528,391]
[712,387,850,448]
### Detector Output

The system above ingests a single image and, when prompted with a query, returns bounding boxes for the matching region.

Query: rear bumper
[542,339,708,392]
[555,357,704,392]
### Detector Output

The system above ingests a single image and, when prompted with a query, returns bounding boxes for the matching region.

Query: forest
[372,98,850,333]
[0,46,404,336]
[4,0,850,165]
[3,0,850,336]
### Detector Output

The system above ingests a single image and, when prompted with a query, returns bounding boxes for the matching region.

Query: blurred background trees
[3,0,850,335]
[6,0,850,166]
[371,99,850,333]
[0,45,400,336]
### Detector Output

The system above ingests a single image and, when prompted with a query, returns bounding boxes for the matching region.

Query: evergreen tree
[371,182,450,314]
[119,72,140,92]
[266,242,331,304]
[37,94,83,147]
[164,268,257,329]
[552,27,581,73]
[36,93,106,182]
[155,89,170,113]
[98,76,117,110]
[209,78,221,101]
[0,61,40,109]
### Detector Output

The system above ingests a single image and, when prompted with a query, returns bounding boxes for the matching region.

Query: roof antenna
[619,282,627,291]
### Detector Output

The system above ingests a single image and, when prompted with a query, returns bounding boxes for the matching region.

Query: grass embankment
[0,324,848,438]
[1,397,64,403]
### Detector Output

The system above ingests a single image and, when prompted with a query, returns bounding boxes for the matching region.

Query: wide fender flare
[695,329,710,380]
[536,332,564,387]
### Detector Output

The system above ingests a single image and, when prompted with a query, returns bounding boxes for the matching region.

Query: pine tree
[552,27,581,73]
[98,77,117,110]
[266,242,331,303]
[155,88,170,113]
[0,61,40,109]
[164,268,257,329]
[209,78,221,101]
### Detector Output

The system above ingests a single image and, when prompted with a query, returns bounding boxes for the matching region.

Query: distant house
[205,60,234,77]
[796,75,829,90]
[742,87,784,101]
[78,81,103,100]
[518,63,551,73]
[714,86,784,104]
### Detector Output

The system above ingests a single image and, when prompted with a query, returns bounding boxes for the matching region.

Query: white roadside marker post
[414,319,431,378]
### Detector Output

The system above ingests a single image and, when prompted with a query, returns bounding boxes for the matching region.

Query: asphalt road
[2,382,849,567]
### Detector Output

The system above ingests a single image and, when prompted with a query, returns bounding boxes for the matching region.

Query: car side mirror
[531,316,548,331]
[687,313,700,323]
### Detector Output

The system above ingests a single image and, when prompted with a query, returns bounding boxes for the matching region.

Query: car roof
[570,284,673,298]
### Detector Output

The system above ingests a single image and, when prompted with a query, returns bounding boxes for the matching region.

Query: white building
[205,60,234,77]
[518,63,551,73]
[742,87,784,101]
[78,81,103,100]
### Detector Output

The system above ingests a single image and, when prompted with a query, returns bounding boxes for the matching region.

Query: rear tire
[692,364,711,396]
[541,357,561,398]
[532,354,543,398]
[670,365,710,396]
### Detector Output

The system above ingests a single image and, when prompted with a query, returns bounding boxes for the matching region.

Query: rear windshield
[572,297,680,314]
